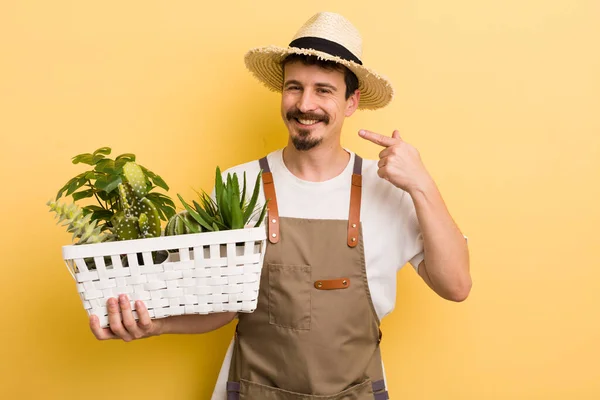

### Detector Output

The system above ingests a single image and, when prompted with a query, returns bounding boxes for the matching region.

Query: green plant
[53,147,176,241]
[164,210,201,236]
[173,167,268,233]
[46,200,114,244]
[111,162,163,240]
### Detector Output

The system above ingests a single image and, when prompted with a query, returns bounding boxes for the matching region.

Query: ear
[345,90,360,117]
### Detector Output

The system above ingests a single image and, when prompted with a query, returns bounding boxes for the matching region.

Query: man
[90,12,471,399]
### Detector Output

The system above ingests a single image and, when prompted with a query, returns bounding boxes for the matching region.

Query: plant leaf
[94,159,115,173]
[215,167,223,206]
[72,189,95,201]
[65,176,88,196]
[244,170,263,223]
[82,205,105,212]
[115,153,136,162]
[139,166,169,191]
[230,174,243,229]
[181,215,202,233]
[95,175,122,194]
[253,201,268,228]
[91,154,106,164]
[240,171,247,209]
[93,147,111,156]
[72,153,94,165]
[91,209,115,223]
[177,194,213,231]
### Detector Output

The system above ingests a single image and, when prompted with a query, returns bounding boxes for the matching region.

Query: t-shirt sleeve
[401,192,425,273]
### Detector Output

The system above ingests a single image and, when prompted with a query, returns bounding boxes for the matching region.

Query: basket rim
[62,227,267,260]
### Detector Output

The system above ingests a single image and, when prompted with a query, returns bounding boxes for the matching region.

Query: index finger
[358,130,396,147]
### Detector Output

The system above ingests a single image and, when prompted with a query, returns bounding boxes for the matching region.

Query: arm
[90,294,236,341]
[358,128,471,301]
[410,178,471,302]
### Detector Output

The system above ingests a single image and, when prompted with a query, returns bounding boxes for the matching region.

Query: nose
[296,90,317,113]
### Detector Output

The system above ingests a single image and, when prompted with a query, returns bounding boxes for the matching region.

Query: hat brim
[244,45,394,110]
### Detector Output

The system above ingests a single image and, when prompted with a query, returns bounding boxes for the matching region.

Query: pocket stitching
[268,263,311,330]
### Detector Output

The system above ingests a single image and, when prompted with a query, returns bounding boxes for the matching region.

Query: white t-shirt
[210,148,425,399]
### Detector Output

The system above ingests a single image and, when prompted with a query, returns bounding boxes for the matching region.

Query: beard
[291,130,322,151]
[286,109,330,152]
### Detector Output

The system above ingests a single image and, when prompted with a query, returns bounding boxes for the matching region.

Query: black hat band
[288,37,363,65]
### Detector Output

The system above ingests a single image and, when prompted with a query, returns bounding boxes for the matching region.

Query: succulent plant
[175,167,268,233]
[53,147,176,239]
[164,210,202,236]
[47,200,114,244]
[112,162,162,241]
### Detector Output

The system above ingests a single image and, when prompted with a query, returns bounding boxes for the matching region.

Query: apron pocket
[268,263,311,330]
[240,379,374,399]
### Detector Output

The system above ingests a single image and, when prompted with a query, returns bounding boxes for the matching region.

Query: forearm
[409,178,471,301]
[158,312,237,335]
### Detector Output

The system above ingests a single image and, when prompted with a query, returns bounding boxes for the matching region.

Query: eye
[286,85,301,91]
[317,88,332,94]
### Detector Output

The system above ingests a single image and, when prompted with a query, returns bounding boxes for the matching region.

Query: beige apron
[227,155,389,400]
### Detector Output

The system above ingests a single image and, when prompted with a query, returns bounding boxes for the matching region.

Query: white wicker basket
[62,227,266,328]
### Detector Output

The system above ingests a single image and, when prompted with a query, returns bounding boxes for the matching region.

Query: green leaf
[192,199,227,230]
[65,176,88,196]
[181,216,202,233]
[93,147,112,156]
[94,159,115,173]
[140,166,169,191]
[82,205,105,212]
[244,170,263,223]
[91,154,106,164]
[56,172,87,200]
[150,173,169,191]
[91,209,115,223]
[95,175,122,194]
[218,184,232,228]
[72,189,95,201]
[161,205,176,220]
[254,201,269,228]
[85,171,101,180]
[115,153,136,162]
[71,153,94,165]
[230,174,243,229]
[177,194,213,231]
[240,172,247,209]
[215,167,224,207]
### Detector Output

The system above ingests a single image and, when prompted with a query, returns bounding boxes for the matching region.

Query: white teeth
[298,119,318,125]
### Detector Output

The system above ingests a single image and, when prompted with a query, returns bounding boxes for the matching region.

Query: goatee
[292,131,322,151]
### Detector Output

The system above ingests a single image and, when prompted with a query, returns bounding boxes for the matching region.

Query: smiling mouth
[294,118,322,127]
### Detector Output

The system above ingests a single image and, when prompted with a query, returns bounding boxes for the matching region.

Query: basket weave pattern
[62,228,266,328]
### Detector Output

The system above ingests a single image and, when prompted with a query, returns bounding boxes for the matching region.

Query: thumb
[392,130,402,140]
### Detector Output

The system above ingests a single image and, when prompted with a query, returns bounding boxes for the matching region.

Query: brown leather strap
[259,157,280,244]
[314,278,350,290]
[348,155,363,247]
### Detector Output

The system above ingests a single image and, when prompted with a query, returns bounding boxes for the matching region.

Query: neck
[282,141,350,182]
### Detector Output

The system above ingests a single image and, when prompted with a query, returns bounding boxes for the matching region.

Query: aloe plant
[173,167,268,233]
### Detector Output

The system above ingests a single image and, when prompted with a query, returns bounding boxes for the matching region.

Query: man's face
[281,61,359,151]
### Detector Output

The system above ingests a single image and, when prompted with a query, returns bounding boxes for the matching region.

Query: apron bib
[227,155,389,400]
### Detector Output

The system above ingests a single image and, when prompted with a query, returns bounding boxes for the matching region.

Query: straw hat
[244,12,394,110]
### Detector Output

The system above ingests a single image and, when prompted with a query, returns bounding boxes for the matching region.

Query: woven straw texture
[62,228,266,328]
[244,12,394,110]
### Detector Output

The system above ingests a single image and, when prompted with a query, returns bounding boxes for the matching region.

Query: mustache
[286,109,330,124]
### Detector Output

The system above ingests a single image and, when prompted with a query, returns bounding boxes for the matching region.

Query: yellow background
[1,1,598,399]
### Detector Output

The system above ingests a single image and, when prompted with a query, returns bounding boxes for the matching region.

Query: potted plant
[48,148,267,328]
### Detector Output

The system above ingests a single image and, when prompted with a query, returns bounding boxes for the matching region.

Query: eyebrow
[283,80,338,91]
